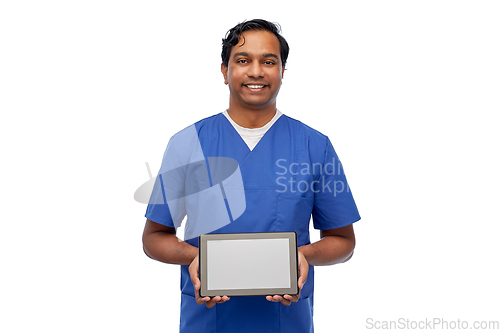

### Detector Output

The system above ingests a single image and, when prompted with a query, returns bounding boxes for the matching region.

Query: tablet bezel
[199,232,298,297]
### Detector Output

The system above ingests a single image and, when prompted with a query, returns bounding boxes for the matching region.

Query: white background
[1,0,499,332]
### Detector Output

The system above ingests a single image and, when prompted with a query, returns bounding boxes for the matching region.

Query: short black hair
[221,19,289,68]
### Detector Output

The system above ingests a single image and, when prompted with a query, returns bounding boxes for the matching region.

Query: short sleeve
[312,138,361,230]
[144,137,187,229]
[145,173,178,228]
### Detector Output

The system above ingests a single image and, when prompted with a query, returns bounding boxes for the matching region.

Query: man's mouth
[245,84,266,89]
[243,83,268,92]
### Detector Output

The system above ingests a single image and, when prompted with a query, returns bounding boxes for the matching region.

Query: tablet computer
[199,232,298,297]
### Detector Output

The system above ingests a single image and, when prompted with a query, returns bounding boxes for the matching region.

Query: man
[143,19,360,333]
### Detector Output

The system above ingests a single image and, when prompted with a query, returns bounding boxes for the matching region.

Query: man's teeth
[246,85,265,89]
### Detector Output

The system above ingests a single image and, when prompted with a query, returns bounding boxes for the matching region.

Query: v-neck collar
[219,112,285,159]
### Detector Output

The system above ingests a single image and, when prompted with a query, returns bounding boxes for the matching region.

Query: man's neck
[226,105,277,129]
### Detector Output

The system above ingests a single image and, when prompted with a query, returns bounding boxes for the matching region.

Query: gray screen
[206,238,291,290]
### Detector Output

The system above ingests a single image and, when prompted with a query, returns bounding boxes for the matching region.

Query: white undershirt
[223,109,283,151]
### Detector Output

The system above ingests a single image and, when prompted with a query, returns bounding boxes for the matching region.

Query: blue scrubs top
[146,113,361,333]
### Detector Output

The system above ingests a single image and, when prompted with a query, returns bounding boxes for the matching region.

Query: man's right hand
[188,254,230,308]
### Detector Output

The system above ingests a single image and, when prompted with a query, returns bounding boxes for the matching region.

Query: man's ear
[281,65,285,79]
[221,63,228,85]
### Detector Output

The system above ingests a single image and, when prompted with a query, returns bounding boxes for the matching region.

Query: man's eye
[264,61,275,65]
[237,59,248,64]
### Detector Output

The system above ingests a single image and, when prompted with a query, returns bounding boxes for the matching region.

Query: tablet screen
[207,238,291,290]
[199,232,298,297]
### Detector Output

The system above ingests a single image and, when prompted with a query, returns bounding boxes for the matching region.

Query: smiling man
[221,28,284,128]
[142,19,361,333]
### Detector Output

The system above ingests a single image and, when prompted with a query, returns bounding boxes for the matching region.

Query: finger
[189,266,199,285]
[284,294,299,303]
[279,296,292,306]
[192,277,200,291]
[213,296,229,304]
[190,270,200,286]
[297,253,309,287]
[272,295,290,305]
[206,296,222,308]
[193,281,205,305]
[196,296,211,305]
[298,273,307,291]
[299,265,308,282]
[193,280,201,299]
[298,269,308,290]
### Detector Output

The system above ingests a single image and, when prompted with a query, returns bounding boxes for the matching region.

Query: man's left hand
[266,250,309,306]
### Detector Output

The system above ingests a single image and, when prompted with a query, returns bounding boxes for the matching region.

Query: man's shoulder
[170,113,223,138]
[280,114,330,142]
[193,113,224,129]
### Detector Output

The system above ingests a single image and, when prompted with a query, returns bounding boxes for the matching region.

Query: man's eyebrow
[262,53,279,60]
[233,52,250,59]
[232,52,279,60]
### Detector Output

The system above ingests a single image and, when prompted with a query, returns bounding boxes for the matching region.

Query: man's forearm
[143,231,198,266]
[299,235,355,266]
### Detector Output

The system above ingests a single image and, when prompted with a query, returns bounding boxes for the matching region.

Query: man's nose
[247,62,264,78]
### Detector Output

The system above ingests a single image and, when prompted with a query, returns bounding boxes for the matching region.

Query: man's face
[221,30,285,111]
